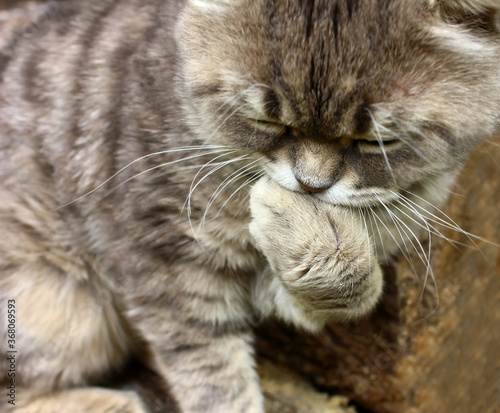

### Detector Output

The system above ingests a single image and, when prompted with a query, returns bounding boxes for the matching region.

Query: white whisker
[366,207,388,260]
[376,195,438,307]
[367,109,395,182]
[359,207,373,278]
[101,149,231,200]
[211,157,266,220]
[370,107,432,162]
[185,152,244,238]
[56,145,227,209]
[369,206,414,267]
[400,189,500,248]
[393,194,469,249]
[215,170,266,220]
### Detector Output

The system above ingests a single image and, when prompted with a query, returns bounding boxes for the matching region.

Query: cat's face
[177,0,500,207]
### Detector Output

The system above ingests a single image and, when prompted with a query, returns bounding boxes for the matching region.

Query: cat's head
[176,0,500,207]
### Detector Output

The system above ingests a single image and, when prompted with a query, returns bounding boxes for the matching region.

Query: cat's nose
[297,179,329,194]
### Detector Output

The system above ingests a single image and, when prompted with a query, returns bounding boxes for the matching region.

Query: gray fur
[0,0,499,412]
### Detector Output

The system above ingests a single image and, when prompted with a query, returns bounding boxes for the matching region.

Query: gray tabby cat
[0,0,499,412]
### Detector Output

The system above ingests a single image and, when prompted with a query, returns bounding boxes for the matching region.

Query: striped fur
[0,1,499,412]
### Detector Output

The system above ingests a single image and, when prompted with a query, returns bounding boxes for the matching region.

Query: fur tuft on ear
[186,0,233,13]
[435,0,500,33]
[439,0,500,12]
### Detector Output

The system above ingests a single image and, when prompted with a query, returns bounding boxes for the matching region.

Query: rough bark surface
[259,360,356,413]
[1,2,499,412]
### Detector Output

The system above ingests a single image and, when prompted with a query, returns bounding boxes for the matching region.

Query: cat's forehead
[191,0,427,46]
[181,0,498,131]
[229,0,430,129]
[191,5,427,82]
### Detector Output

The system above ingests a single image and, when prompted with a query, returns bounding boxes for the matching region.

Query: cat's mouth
[268,173,400,208]
[314,186,401,208]
[263,162,401,208]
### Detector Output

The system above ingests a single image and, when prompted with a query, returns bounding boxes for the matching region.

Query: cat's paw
[249,176,383,327]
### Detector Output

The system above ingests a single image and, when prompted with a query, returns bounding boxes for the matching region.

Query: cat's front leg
[157,332,263,413]
[250,176,383,331]
[125,265,264,413]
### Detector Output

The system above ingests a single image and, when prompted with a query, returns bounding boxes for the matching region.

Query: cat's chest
[180,179,262,272]
[194,213,261,271]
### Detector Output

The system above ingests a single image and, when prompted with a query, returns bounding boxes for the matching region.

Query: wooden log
[256,140,500,413]
[259,360,356,413]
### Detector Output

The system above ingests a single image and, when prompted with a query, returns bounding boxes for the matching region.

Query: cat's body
[0,1,499,412]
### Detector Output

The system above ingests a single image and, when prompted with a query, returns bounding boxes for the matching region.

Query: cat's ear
[185,0,233,13]
[432,0,500,33]
[435,0,500,11]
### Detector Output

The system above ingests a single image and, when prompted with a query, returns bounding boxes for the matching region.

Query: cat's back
[0,0,181,124]
[0,0,184,205]
[0,0,186,259]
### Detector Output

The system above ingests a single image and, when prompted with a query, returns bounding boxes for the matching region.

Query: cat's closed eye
[247,115,400,153]
[355,137,401,150]
[246,118,307,145]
